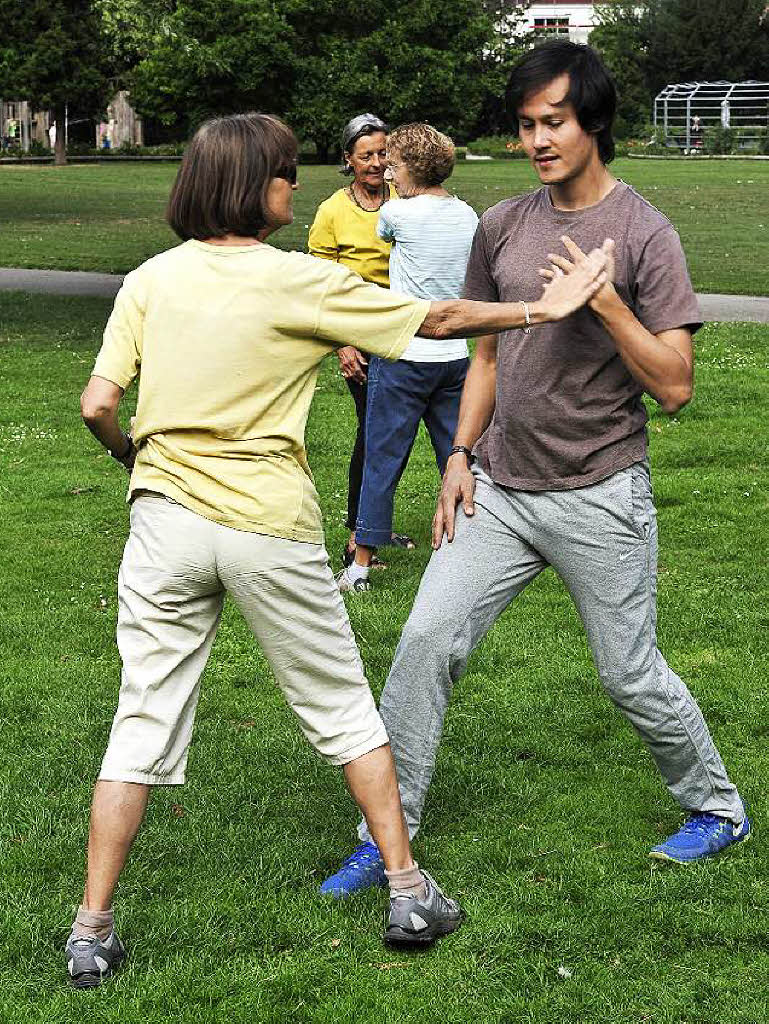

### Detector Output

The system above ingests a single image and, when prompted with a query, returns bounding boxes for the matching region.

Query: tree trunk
[54,104,67,166]
[315,140,330,164]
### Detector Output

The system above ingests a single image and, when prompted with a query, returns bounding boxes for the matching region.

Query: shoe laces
[681,813,723,835]
[337,843,380,874]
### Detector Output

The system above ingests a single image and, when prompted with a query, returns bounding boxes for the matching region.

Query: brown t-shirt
[463,181,702,490]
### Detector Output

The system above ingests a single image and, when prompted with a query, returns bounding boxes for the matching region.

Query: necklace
[348,180,388,212]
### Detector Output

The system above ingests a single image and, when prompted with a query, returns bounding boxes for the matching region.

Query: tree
[285,0,501,158]
[124,0,296,134]
[592,0,769,138]
[118,0,504,157]
[0,0,113,164]
[473,0,531,138]
[643,0,769,99]
[590,3,651,137]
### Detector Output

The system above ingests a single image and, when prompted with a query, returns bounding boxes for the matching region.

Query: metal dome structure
[654,81,769,151]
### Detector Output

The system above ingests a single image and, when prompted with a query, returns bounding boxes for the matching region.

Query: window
[534,17,570,35]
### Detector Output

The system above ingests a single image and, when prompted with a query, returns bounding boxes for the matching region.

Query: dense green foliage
[591,0,769,136]
[96,0,530,155]
[0,292,767,1021]
[0,0,112,163]
[590,3,651,137]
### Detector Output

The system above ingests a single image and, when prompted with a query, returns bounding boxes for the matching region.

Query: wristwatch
[109,433,136,469]
[448,445,474,465]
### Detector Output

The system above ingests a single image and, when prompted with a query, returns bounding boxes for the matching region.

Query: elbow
[659,380,692,415]
[80,391,112,426]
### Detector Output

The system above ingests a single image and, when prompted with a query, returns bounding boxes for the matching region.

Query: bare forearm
[80,376,134,464]
[421,299,544,340]
[82,409,129,454]
[453,339,497,448]
[592,291,693,414]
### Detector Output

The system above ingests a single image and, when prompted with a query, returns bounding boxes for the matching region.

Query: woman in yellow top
[68,111,608,986]
[308,113,412,567]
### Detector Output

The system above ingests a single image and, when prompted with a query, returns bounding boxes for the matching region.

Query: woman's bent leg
[219,531,412,856]
[343,745,412,872]
[82,498,224,911]
[82,781,150,911]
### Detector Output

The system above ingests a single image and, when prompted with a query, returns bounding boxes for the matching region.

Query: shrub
[703,125,736,155]
[736,126,769,155]
[466,135,528,159]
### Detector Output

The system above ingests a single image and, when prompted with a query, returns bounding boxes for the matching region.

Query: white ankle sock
[347,561,370,584]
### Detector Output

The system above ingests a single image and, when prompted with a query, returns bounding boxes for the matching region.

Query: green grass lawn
[1,292,767,1022]
[2,158,769,294]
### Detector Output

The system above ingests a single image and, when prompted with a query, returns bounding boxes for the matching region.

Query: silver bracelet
[522,301,532,334]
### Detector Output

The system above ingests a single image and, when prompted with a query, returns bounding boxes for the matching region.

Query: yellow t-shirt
[307,186,397,286]
[92,239,429,542]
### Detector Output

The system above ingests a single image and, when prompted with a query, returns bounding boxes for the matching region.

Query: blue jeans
[355,356,469,548]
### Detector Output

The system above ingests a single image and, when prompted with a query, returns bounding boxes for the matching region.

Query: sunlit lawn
[2,158,768,294]
[0,291,767,1022]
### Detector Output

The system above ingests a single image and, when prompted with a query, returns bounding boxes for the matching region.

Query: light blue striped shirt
[377,195,479,362]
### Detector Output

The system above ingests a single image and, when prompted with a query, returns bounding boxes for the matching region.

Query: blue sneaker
[319,842,387,897]
[650,809,751,864]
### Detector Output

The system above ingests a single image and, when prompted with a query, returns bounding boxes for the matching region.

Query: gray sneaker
[384,870,463,946]
[335,569,372,593]
[65,930,126,988]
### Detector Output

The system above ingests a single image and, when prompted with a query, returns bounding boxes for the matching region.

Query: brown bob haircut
[166,112,298,240]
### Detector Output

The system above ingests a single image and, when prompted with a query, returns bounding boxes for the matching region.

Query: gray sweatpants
[359,462,742,843]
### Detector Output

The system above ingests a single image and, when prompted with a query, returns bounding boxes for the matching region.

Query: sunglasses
[275,163,297,185]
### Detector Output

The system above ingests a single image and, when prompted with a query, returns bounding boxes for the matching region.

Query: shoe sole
[384,915,462,947]
[649,830,752,865]
[319,880,387,899]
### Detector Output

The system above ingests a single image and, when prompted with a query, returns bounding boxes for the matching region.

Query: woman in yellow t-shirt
[308,113,413,568]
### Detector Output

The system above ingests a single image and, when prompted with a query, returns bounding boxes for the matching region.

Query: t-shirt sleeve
[633,225,703,336]
[316,265,429,360]
[308,201,338,260]
[376,204,395,242]
[92,270,145,389]
[461,217,497,302]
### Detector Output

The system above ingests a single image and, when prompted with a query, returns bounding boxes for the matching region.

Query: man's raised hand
[539,236,616,312]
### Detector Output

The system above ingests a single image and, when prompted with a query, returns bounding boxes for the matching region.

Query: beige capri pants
[99,494,389,784]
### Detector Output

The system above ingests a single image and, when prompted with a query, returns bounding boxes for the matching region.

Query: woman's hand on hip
[337,346,368,383]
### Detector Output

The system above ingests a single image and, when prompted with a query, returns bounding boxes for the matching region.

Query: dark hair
[506,40,617,164]
[167,113,298,240]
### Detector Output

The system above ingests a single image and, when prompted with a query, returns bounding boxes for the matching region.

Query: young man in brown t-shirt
[322,41,749,896]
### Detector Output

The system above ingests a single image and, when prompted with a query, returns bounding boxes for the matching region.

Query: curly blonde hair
[386,123,455,187]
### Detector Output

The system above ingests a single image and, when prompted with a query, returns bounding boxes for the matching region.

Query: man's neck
[549,160,617,212]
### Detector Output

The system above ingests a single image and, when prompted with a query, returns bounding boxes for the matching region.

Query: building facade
[518,2,598,44]
[1,92,142,153]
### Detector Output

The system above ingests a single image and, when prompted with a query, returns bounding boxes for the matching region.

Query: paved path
[1,267,768,322]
